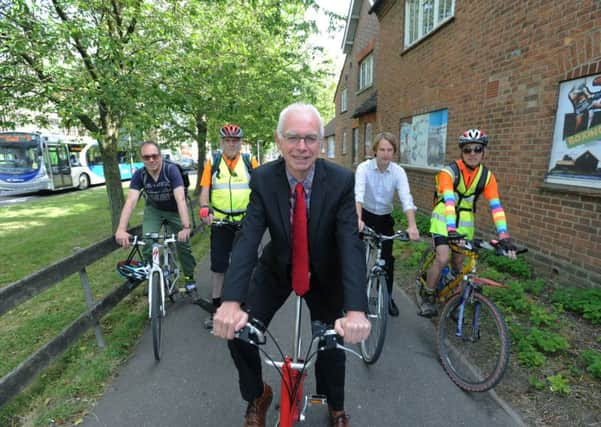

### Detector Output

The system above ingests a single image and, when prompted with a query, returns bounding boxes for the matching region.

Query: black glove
[498,237,517,252]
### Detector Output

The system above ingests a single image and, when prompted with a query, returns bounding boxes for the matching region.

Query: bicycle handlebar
[211,218,242,229]
[234,319,363,367]
[360,225,410,242]
[127,233,178,245]
[456,238,528,257]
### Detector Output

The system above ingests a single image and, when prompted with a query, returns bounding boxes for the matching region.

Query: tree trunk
[193,113,208,199]
[99,131,125,231]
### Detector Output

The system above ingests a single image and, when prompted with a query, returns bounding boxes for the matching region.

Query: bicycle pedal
[307,394,327,406]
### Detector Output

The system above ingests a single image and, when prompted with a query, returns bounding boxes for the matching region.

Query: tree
[153,0,335,196]
[0,0,341,223]
[0,0,187,228]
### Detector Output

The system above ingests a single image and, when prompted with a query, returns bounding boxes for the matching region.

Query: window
[320,140,326,154]
[352,128,359,163]
[405,0,454,47]
[359,53,373,91]
[341,88,348,112]
[364,123,373,157]
[327,136,335,158]
[342,131,347,155]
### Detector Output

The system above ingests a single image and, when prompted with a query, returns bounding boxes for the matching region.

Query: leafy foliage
[547,374,571,395]
[478,249,532,279]
[581,350,601,380]
[550,287,601,324]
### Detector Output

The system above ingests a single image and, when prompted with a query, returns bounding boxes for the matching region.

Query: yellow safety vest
[211,157,251,221]
[430,164,489,239]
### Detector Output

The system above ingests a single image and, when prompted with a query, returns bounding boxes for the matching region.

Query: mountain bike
[235,296,363,427]
[128,221,185,361]
[415,238,527,391]
[359,225,410,364]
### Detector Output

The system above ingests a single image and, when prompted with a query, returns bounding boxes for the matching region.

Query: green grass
[0,183,209,426]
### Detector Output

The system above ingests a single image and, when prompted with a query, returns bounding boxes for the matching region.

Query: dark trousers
[228,263,347,411]
[362,209,395,294]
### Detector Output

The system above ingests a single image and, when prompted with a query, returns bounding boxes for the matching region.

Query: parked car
[175,157,198,172]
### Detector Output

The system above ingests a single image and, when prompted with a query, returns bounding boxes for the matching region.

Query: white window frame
[404,0,455,48]
[342,130,347,155]
[358,53,374,91]
[341,88,348,112]
[327,136,335,158]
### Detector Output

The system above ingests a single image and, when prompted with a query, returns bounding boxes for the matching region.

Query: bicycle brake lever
[336,343,363,360]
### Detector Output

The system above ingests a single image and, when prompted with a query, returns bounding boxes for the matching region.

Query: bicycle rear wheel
[360,273,389,364]
[437,291,510,392]
[415,247,436,307]
[150,272,164,361]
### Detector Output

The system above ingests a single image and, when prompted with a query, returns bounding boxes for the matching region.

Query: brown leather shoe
[330,409,350,427]
[243,384,273,427]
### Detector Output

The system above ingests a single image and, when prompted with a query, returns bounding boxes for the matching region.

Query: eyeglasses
[283,134,320,145]
[462,146,484,154]
[142,154,160,161]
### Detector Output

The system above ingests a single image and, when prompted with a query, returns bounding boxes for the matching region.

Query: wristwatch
[182,225,191,229]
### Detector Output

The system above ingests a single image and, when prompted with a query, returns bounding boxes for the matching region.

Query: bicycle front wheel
[150,272,164,361]
[360,273,389,364]
[437,291,510,392]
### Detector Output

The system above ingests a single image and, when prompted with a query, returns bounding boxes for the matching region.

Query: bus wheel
[78,174,90,190]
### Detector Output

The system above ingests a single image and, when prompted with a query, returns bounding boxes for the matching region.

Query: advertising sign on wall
[547,75,601,188]
[399,109,448,168]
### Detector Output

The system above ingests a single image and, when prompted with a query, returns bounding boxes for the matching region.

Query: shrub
[551,287,601,324]
[582,350,601,380]
[526,328,570,354]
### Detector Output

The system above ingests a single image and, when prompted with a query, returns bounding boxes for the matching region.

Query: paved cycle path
[83,256,524,427]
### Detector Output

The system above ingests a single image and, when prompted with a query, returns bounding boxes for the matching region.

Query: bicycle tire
[360,273,389,364]
[415,247,436,307]
[150,271,163,361]
[437,291,510,392]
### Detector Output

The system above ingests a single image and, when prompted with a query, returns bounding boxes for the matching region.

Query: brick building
[333,0,380,168]
[331,0,601,287]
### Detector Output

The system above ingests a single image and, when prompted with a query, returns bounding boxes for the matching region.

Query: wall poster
[547,75,601,188]
[399,109,447,168]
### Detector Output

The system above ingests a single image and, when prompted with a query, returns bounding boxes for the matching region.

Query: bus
[66,140,143,190]
[0,131,142,195]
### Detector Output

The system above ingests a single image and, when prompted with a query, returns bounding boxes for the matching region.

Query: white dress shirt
[355,158,416,215]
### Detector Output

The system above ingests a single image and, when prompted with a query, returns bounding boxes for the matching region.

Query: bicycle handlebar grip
[235,319,267,345]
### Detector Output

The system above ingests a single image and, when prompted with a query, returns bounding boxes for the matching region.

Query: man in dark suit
[213,103,370,427]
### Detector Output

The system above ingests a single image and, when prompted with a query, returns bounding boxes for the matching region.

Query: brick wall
[372,0,601,287]
[333,0,381,169]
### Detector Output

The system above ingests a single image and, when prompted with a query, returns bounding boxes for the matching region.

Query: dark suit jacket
[222,157,367,313]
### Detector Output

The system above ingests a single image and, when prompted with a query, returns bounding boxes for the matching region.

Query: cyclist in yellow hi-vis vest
[419,129,517,317]
[198,124,259,329]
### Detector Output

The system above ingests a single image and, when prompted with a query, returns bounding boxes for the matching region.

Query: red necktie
[292,182,309,296]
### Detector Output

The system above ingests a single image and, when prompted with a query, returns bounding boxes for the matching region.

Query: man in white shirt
[355,132,420,316]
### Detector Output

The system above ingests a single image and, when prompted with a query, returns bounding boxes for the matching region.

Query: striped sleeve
[438,171,457,232]
[483,173,510,238]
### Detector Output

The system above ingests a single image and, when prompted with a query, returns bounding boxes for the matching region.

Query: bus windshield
[0,141,41,175]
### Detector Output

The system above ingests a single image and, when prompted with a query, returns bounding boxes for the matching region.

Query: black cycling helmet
[458,128,488,146]
[117,259,147,281]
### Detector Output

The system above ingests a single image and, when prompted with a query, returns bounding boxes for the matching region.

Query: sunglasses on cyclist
[142,154,160,161]
[462,146,484,154]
